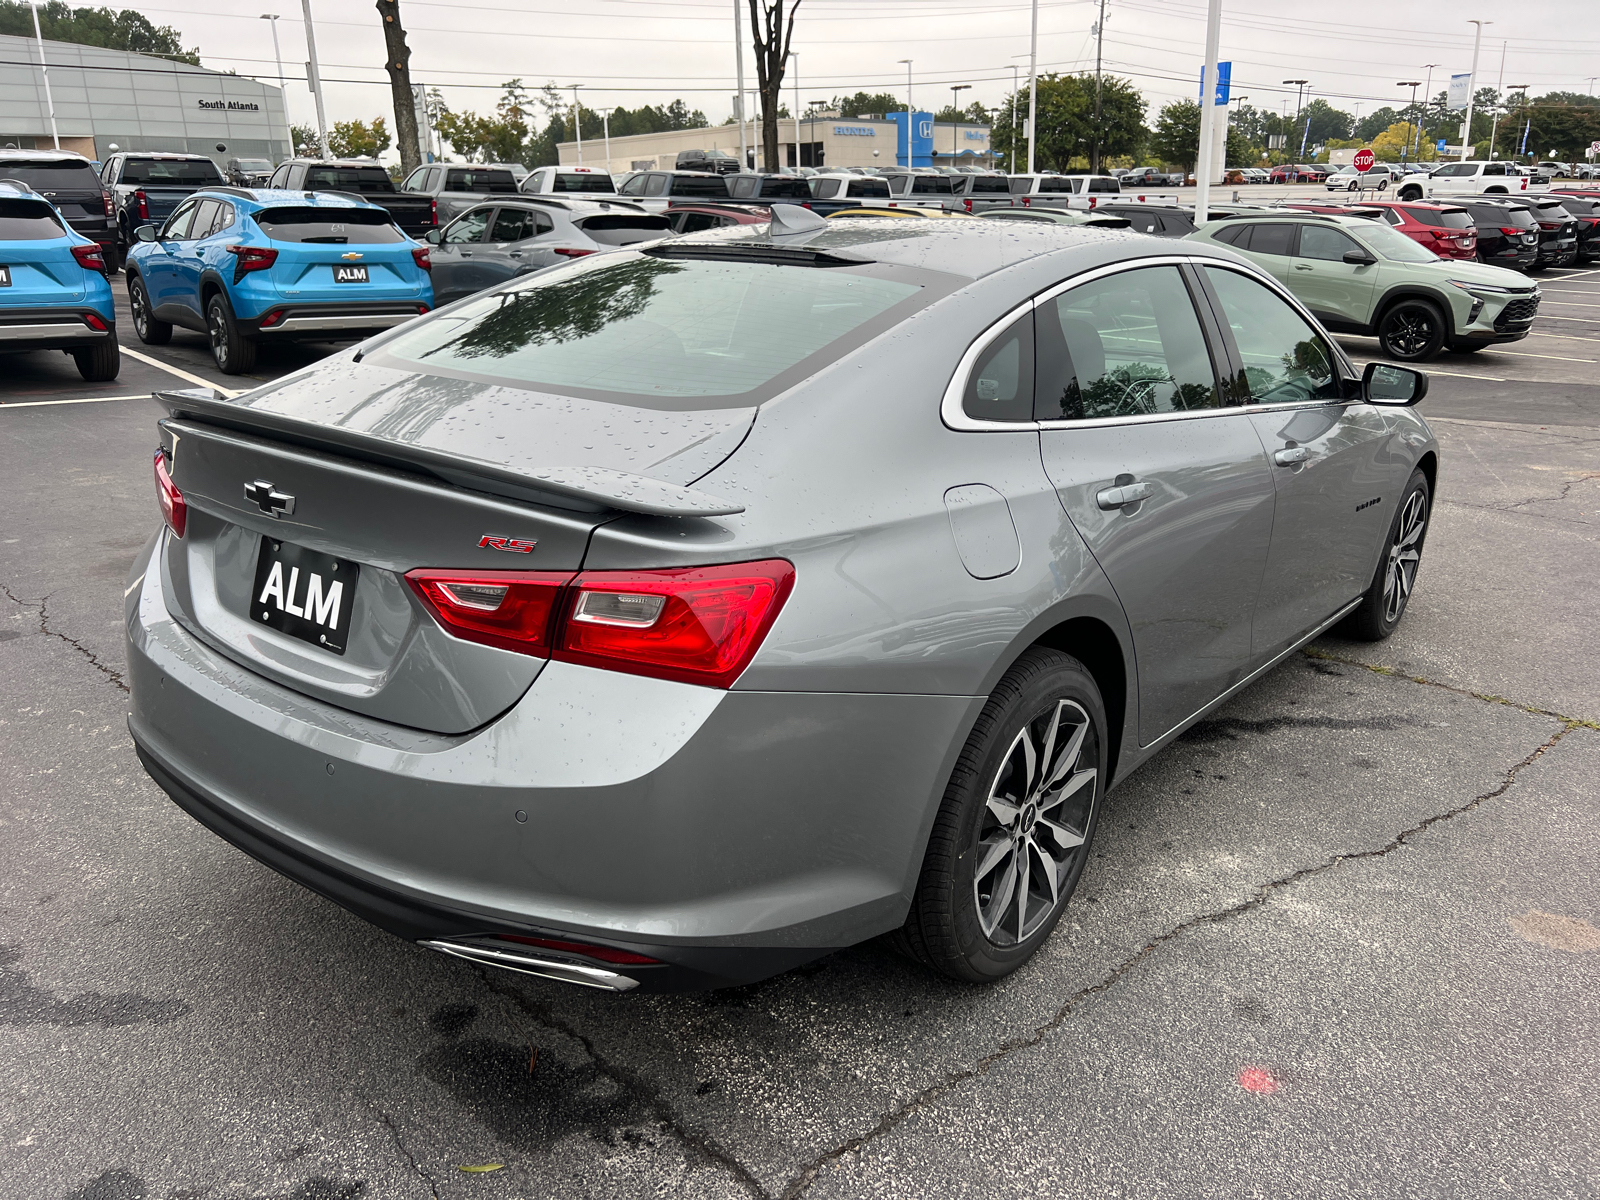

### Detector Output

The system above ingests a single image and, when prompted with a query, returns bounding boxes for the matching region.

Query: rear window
[909,176,954,195]
[121,158,223,185]
[1087,177,1121,194]
[0,160,100,190]
[0,198,65,239]
[576,214,670,245]
[1407,207,1474,229]
[670,175,730,199]
[376,253,939,407]
[552,173,617,194]
[758,178,812,199]
[304,166,394,193]
[1472,204,1536,229]
[253,206,404,243]
[847,178,891,198]
[446,169,518,194]
[1039,177,1075,193]
[969,175,1011,195]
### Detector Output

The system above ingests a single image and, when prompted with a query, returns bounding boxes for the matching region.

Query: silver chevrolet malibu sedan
[127,212,1438,992]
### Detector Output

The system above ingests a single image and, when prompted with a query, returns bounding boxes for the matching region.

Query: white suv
[1397,160,1547,202]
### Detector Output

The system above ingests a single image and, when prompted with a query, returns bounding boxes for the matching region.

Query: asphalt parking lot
[2,250,1598,1199]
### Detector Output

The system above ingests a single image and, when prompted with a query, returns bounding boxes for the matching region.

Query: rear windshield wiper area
[642,243,873,268]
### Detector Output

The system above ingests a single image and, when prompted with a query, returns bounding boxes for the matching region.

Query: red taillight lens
[82,311,107,331]
[227,245,278,272]
[498,935,660,966]
[1499,226,1524,236]
[259,309,286,328]
[101,190,113,219]
[135,188,149,220]
[963,197,973,212]
[154,450,186,538]
[1021,195,1031,207]
[554,559,795,689]
[404,569,574,656]
[553,247,594,257]
[417,303,430,314]
[430,198,438,225]
[71,243,107,273]
[411,245,431,272]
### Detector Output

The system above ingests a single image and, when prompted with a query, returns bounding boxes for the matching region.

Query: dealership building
[0,34,289,165]
[558,111,998,173]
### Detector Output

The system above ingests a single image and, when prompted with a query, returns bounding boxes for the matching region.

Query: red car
[1269,164,1327,183]
[663,203,771,234]
[1349,200,1478,261]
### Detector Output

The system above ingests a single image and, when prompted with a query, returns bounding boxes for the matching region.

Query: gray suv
[127,221,1437,993]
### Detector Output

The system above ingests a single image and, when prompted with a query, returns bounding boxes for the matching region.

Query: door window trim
[943,254,1295,433]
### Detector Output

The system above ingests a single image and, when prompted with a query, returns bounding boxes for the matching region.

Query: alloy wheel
[1386,309,1436,358]
[208,304,228,369]
[130,283,148,337]
[1383,488,1427,623]
[973,698,1098,946]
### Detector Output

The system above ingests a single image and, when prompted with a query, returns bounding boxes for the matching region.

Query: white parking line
[1524,331,1600,343]
[0,394,146,409]
[1540,300,1600,308]
[120,346,241,397]
[1532,314,1600,323]
[1347,360,1507,382]
[1496,349,1598,363]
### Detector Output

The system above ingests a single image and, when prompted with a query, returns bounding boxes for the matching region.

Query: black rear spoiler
[152,388,745,518]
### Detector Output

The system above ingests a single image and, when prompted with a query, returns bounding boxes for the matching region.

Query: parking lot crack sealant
[472,967,772,1199]
[777,713,1580,1199]
[2,586,128,694]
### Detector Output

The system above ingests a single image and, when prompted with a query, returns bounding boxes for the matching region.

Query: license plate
[0,266,9,287]
[332,264,369,284]
[250,537,359,655]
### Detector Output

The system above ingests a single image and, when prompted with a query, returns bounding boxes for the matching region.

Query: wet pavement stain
[0,946,189,1028]
[1181,713,1416,743]
[63,1170,145,1200]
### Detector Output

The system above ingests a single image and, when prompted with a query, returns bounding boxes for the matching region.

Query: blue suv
[124,188,433,375]
[0,180,119,381]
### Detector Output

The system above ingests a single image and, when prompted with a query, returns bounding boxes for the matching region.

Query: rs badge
[479,535,537,553]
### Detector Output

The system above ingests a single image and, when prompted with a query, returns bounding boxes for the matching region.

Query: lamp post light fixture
[569,84,583,165]
[1460,20,1490,161]
[897,58,913,170]
[1282,78,1309,160]
[259,14,290,131]
[949,83,971,161]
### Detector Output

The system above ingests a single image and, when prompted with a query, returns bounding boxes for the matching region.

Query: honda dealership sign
[886,110,934,168]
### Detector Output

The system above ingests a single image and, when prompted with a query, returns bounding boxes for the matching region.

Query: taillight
[135,188,149,220]
[101,190,113,219]
[259,309,285,328]
[1021,195,1032,207]
[411,245,431,272]
[553,247,594,257]
[963,197,973,212]
[497,935,660,966]
[82,311,107,331]
[404,570,573,657]
[555,559,794,689]
[430,198,438,225]
[154,450,186,538]
[1499,226,1523,236]
[71,243,107,273]
[417,304,430,314]
[226,244,278,284]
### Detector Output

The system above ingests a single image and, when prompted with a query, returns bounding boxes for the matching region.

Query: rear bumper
[242,302,430,340]
[125,540,978,991]
[0,307,115,352]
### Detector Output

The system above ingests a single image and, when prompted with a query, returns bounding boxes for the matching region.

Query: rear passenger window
[489,208,548,242]
[1203,266,1339,405]
[186,200,221,240]
[1246,223,1295,256]
[1211,223,1248,246]
[1035,265,1221,421]
[644,175,669,197]
[811,179,840,199]
[964,314,1034,423]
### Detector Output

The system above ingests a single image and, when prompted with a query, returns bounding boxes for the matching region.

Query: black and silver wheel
[206,293,256,375]
[1377,299,1445,361]
[893,648,1105,982]
[1339,467,1430,641]
[127,274,170,345]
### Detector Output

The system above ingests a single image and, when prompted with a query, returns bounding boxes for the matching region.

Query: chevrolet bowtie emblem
[244,480,296,518]
[340,252,364,260]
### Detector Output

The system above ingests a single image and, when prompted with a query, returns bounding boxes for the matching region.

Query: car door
[1033,262,1277,745]
[145,199,199,310]
[1195,263,1399,662]
[1287,222,1377,329]
[482,205,555,277]
[426,207,494,304]
[1228,221,1296,284]
[169,198,220,321]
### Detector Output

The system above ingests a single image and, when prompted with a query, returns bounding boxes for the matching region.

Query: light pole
[569,84,583,165]
[27,2,59,149]
[733,0,748,170]
[1506,84,1530,162]
[949,83,971,164]
[1487,39,1507,160]
[1396,80,1421,161]
[1460,21,1490,161]
[597,106,613,174]
[1413,64,1439,160]
[1009,60,1023,173]
[1283,79,1308,162]
[1193,0,1221,222]
[260,14,290,134]
[790,51,800,169]
[1026,0,1039,174]
[897,58,914,169]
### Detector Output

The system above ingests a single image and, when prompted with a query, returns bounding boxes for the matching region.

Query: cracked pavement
[4,277,1600,1197]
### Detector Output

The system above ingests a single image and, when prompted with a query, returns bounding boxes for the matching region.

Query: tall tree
[328,116,390,159]
[0,1,198,62]
[374,0,422,175]
[833,91,901,119]
[747,0,798,169]
[989,74,1145,172]
[1151,99,1201,170]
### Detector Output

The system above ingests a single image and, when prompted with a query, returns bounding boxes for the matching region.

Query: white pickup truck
[1396,161,1548,203]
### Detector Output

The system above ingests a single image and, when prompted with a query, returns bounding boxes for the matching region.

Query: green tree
[988,73,1145,172]
[833,91,902,119]
[1295,98,1352,150]
[0,0,198,63]
[1151,99,1201,170]
[1515,92,1600,159]
[328,116,390,159]
[291,124,322,156]
[1354,107,1400,141]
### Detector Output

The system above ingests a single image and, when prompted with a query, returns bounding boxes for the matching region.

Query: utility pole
[1010,62,1020,172]
[898,58,913,169]
[1193,0,1221,223]
[1026,0,1039,173]
[301,0,330,158]
[28,2,60,149]
[1396,80,1421,162]
[261,15,289,129]
[1415,64,1439,160]
[733,0,748,170]
[598,106,613,173]
[791,51,800,168]
[1461,20,1489,161]
[569,84,583,165]
[1091,0,1107,173]
[1282,79,1307,163]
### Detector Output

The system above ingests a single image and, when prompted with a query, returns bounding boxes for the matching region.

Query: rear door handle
[1274,446,1310,465]
[1096,480,1154,510]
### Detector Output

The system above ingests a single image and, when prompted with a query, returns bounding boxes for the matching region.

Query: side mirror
[135,224,158,243]
[1363,361,1427,406]
[1343,250,1378,266]
[425,228,441,245]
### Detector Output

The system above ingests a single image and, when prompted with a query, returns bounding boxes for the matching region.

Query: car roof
[0,148,93,164]
[194,187,389,213]
[477,196,648,215]
[285,158,389,168]
[116,151,215,161]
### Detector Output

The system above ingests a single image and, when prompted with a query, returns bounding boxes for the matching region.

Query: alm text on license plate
[333,264,369,283]
[251,537,359,655]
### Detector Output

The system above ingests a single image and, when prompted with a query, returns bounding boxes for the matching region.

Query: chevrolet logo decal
[340,252,364,260]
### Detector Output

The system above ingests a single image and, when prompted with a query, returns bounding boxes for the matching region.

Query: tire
[1398,185,1424,202]
[892,648,1106,983]
[71,337,120,381]
[101,243,122,273]
[1377,298,1446,362]
[1338,467,1431,642]
[127,274,171,345]
[206,292,256,375]
[1376,178,1388,191]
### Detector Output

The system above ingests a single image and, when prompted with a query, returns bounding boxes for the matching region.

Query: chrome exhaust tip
[420,939,640,992]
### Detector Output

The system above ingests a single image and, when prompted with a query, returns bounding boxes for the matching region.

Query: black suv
[1457,198,1540,271]
[0,149,115,265]
[1548,196,1600,263]
[674,149,743,175]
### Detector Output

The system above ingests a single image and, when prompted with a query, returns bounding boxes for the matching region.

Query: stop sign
[1354,147,1376,173]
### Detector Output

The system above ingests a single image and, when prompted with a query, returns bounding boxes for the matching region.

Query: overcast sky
[147,0,1598,133]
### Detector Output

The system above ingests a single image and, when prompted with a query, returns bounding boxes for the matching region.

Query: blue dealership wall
[885,110,934,169]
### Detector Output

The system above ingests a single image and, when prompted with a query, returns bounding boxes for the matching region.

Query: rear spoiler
[152,388,745,518]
